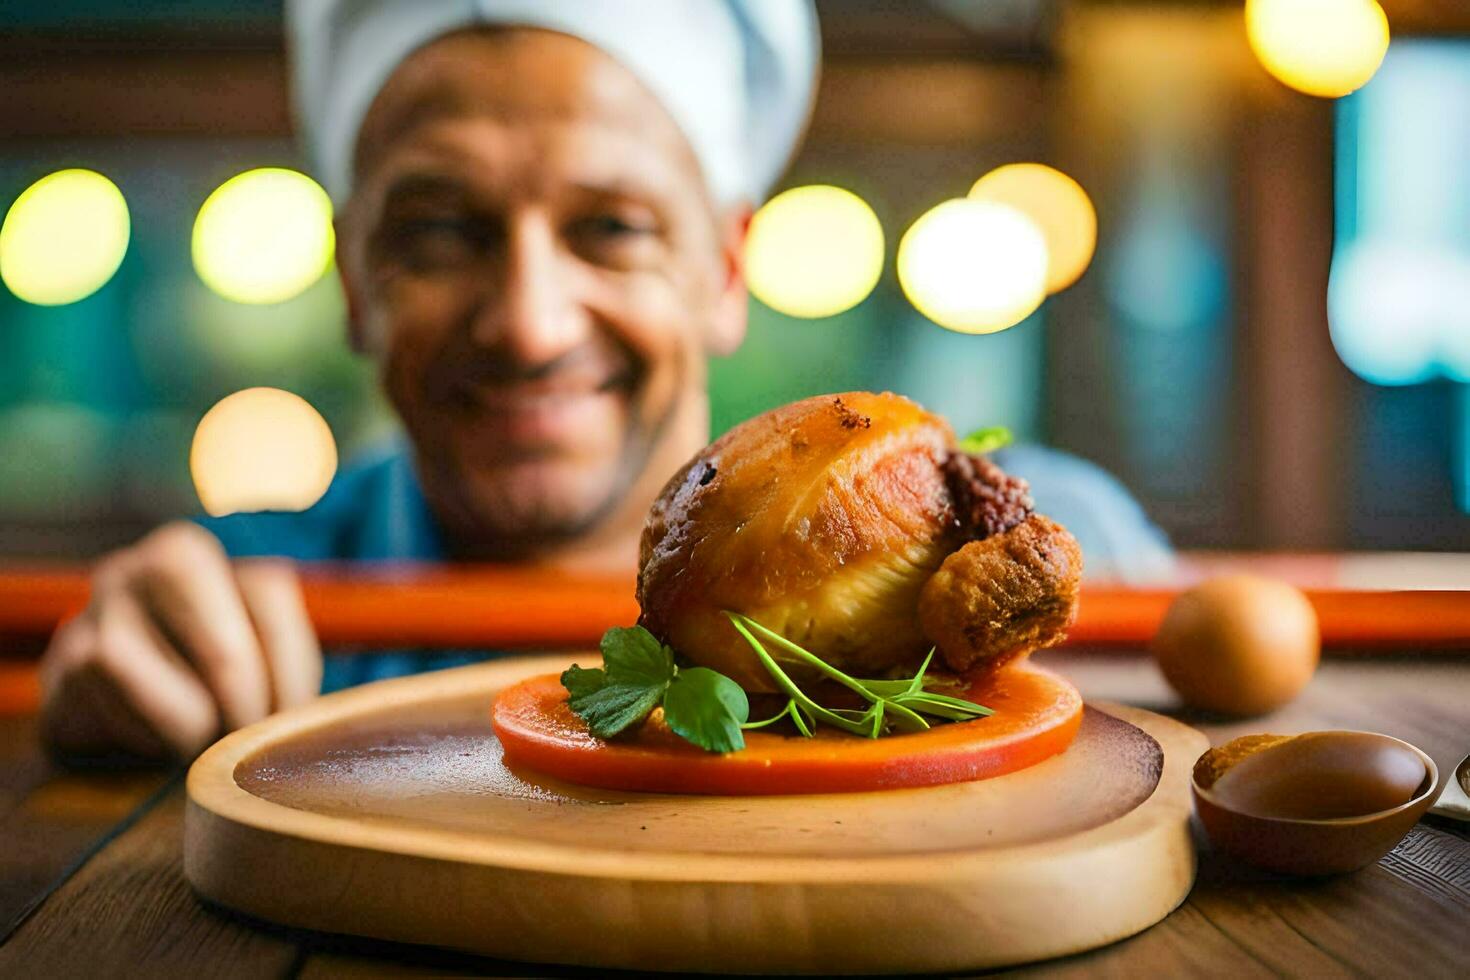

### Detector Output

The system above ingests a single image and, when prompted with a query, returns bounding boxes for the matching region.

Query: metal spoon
[1428,752,1470,822]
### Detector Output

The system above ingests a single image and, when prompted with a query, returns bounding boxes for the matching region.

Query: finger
[92,588,223,757]
[235,560,322,712]
[66,662,173,760]
[133,523,271,731]
[39,615,168,761]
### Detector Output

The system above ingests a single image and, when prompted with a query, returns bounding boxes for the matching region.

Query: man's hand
[39,522,322,762]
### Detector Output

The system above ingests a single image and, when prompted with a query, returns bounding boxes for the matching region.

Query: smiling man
[39,0,820,760]
[342,27,752,568]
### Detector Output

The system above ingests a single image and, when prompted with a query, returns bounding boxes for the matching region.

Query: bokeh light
[1246,0,1390,98]
[744,184,884,318]
[191,387,338,517]
[1327,241,1470,385]
[969,164,1096,294]
[897,199,1048,334]
[192,168,334,305]
[0,169,130,306]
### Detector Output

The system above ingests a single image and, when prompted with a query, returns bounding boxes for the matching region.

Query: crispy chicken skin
[636,391,1083,688]
[638,392,955,690]
[918,514,1083,673]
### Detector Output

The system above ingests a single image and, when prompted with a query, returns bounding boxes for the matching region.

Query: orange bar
[0,565,641,651]
[298,566,640,648]
[0,660,40,715]
[0,566,1467,653]
[1069,588,1470,647]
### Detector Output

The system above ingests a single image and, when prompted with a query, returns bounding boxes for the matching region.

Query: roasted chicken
[637,391,1082,690]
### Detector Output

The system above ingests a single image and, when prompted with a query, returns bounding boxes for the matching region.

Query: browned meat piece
[917,514,1083,674]
[943,451,1034,541]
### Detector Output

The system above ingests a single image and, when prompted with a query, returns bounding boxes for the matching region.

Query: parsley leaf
[561,627,751,752]
[562,678,667,739]
[559,626,676,739]
[600,626,675,687]
[663,667,749,753]
[957,425,1013,455]
[560,664,607,700]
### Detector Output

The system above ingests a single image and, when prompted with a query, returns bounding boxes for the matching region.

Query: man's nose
[470,215,590,365]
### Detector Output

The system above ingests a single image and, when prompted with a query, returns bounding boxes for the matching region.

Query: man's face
[340,29,745,556]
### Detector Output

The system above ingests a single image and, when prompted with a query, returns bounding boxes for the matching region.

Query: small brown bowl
[1192,731,1442,877]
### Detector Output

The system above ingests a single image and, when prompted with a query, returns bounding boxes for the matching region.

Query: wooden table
[0,649,1466,978]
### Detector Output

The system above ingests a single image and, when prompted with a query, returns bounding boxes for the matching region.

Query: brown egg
[1151,575,1319,716]
[1192,731,1441,875]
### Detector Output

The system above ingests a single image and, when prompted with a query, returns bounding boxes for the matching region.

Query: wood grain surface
[0,712,172,942]
[0,649,1465,978]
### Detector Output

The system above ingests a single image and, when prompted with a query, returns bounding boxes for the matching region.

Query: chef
[39,0,1169,762]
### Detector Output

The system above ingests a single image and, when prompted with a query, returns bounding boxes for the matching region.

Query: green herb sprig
[725,613,992,739]
[957,425,1013,455]
[561,616,993,755]
[561,627,749,753]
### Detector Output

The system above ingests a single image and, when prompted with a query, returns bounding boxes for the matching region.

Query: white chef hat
[287,0,820,207]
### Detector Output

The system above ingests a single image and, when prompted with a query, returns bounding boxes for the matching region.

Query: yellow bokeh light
[0,169,130,306]
[1246,0,1390,98]
[193,168,334,305]
[969,163,1096,294]
[744,184,884,318]
[897,199,1048,335]
[191,387,338,517]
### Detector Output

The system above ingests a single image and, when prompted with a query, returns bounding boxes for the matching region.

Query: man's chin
[450,458,625,550]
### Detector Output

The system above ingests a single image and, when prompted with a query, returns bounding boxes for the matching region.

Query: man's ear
[334,213,373,355]
[705,205,751,357]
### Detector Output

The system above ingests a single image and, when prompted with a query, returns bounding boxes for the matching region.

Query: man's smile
[450,375,633,451]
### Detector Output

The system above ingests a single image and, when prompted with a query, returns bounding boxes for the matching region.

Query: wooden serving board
[185,656,1207,975]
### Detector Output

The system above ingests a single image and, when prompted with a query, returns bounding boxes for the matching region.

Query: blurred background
[1,0,1468,559]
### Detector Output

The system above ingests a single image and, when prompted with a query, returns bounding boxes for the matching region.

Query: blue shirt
[197,439,1171,691]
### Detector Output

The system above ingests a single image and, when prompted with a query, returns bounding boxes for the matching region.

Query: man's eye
[567,213,661,268]
[399,218,473,244]
[571,214,654,239]
[385,218,491,269]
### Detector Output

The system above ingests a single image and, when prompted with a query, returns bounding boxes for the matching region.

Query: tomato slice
[491,662,1083,795]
